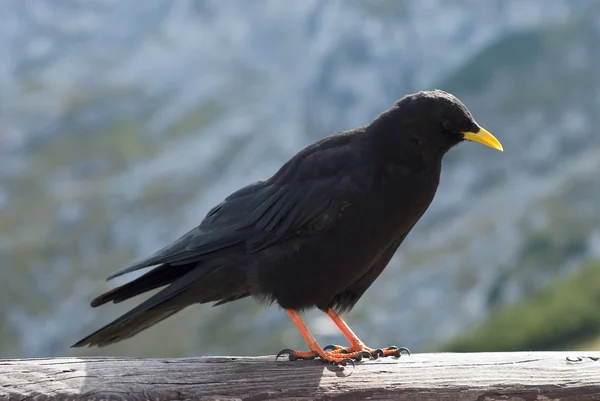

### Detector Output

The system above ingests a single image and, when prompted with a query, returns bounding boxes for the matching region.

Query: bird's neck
[368,134,442,177]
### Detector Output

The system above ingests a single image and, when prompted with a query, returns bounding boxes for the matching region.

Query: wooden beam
[2,352,600,400]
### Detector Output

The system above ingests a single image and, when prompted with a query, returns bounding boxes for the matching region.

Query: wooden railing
[2,351,600,400]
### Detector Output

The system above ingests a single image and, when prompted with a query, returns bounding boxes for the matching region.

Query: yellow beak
[462,126,503,152]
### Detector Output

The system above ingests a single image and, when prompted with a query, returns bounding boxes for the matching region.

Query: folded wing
[106,133,369,281]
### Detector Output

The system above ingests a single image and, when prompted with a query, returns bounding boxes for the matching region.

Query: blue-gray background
[2,0,600,358]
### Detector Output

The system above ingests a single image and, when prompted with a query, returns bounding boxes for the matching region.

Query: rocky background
[2,0,600,359]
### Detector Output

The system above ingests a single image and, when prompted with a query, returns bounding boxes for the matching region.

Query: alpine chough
[71,89,503,365]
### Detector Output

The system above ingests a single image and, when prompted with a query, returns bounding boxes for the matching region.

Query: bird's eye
[442,120,452,130]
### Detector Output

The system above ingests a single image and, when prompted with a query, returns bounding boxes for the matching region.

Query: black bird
[71,90,503,365]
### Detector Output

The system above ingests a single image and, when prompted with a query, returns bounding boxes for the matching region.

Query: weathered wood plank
[1,352,600,400]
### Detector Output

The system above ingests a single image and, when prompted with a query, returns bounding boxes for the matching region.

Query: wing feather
[106,131,370,280]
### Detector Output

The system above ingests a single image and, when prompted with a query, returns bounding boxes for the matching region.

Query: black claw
[340,348,348,354]
[323,344,338,351]
[319,355,355,367]
[276,348,295,361]
[361,351,372,359]
[374,348,385,358]
[386,346,400,358]
[352,352,363,362]
[380,345,410,358]
[276,349,317,361]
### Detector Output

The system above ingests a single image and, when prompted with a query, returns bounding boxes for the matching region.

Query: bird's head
[389,89,503,155]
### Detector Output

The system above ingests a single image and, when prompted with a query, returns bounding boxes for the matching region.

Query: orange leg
[323,308,410,359]
[276,309,409,364]
[276,309,359,365]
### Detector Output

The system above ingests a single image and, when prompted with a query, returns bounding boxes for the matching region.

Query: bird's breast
[375,163,440,224]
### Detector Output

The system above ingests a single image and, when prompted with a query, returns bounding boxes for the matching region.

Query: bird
[71,89,503,366]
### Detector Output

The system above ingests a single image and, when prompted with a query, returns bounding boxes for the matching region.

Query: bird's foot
[323,343,410,360]
[276,348,356,366]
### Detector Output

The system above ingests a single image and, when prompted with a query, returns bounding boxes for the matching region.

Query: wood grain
[2,352,600,400]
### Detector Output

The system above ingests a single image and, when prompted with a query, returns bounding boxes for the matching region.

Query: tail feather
[90,263,194,307]
[72,263,250,348]
[72,265,209,348]
[71,304,187,347]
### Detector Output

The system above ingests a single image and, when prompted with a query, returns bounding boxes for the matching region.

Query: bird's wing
[107,132,370,280]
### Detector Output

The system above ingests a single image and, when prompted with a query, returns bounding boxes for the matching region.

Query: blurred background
[2,0,600,359]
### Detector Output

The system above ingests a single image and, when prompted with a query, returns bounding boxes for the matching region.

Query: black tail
[89,263,194,307]
[71,302,188,348]
[71,264,199,348]
[71,263,250,348]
